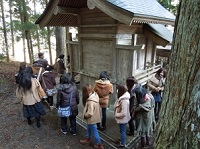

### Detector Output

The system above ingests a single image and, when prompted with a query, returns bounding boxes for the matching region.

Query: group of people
[15,52,166,149]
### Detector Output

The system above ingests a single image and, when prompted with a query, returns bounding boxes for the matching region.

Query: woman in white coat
[114,84,131,148]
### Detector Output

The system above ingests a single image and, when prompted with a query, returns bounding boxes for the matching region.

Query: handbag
[37,86,47,99]
[46,88,57,96]
[57,91,73,117]
[42,75,57,96]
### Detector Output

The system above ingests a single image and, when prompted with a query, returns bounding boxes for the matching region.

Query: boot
[27,118,32,125]
[141,137,146,147]
[80,138,91,145]
[94,143,104,149]
[146,136,150,146]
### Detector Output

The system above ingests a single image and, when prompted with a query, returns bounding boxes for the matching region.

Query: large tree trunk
[155,0,200,148]
[1,0,9,61]
[55,27,66,58]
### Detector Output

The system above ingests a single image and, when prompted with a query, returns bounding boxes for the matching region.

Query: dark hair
[24,66,33,75]
[99,71,110,80]
[38,52,44,58]
[156,68,163,75]
[126,76,138,93]
[117,83,128,98]
[19,62,26,74]
[60,73,73,84]
[134,87,147,104]
[46,65,54,71]
[18,72,32,93]
[59,54,64,59]
[82,84,93,106]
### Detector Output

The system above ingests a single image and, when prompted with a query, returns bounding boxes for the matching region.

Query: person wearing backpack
[56,73,79,135]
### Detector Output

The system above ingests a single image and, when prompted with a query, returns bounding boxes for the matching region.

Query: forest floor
[0,61,155,149]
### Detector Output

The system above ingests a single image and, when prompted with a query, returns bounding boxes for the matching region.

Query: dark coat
[41,71,56,91]
[36,58,48,69]
[56,58,66,74]
[57,83,79,117]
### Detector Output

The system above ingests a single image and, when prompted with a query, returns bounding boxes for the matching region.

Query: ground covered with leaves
[0,61,156,149]
[0,61,100,149]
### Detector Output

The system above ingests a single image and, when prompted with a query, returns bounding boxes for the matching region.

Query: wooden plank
[53,6,79,15]
[79,33,116,39]
[116,45,142,50]
[81,26,116,34]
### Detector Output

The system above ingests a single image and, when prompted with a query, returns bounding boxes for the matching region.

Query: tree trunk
[155,0,200,148]
[47,26,53,65]
[9,0,15,56]
[33,0,41,53]
[55,27,66,58]
[1,0,9,61]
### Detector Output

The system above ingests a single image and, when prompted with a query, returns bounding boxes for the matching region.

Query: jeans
[97,107,107,128]
[61,116,76,133]
[119,123,127,145]
[86,124,101,144]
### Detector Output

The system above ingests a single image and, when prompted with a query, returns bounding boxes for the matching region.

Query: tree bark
[1,0,9,61]
[55,27,66,58]
[9,0,15,56]
[155,0,200,148]
[47,26,53,64]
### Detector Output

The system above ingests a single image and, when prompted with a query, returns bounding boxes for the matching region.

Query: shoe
[27,119,32,125]
[50,106,54,110]
[127,131,134,136]
[60,129,67,135]
[118,144,127,148]
[94,143,104,149]
[36,122,41,128]
[69,127,76,135]
[80,138,91,145]
[97,126,106,131]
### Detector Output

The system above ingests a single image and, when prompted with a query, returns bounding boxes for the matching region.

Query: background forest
[0,0,179,64]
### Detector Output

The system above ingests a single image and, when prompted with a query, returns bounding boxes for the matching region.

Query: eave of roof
[35,0,176,28]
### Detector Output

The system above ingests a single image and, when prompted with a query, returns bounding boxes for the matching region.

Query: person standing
[41,65,56,110]
[55,54,66,75]
[126,76,141,136]
[147,68,165,121]
[114,84,131,148]
[34,52,49,69]
[94,71,113,131]
[80,84,104,149]
[133,87,152,148]
[16,68,46,128]
[56,73,79,135]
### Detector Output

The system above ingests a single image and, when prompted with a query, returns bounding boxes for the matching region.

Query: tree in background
[155,0,200,148]
[0,0,9,61]
[158,0,179,15]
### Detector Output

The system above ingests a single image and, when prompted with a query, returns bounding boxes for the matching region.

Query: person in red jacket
[94,71,113,131]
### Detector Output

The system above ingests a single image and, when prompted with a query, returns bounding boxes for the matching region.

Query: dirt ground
[0,61,155,149]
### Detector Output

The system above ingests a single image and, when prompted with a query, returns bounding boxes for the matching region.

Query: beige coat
[94,79,113,108]
[114,92,131,124]
[16,78,41,105]
[147,74,165,92]
[83,92,101,124]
